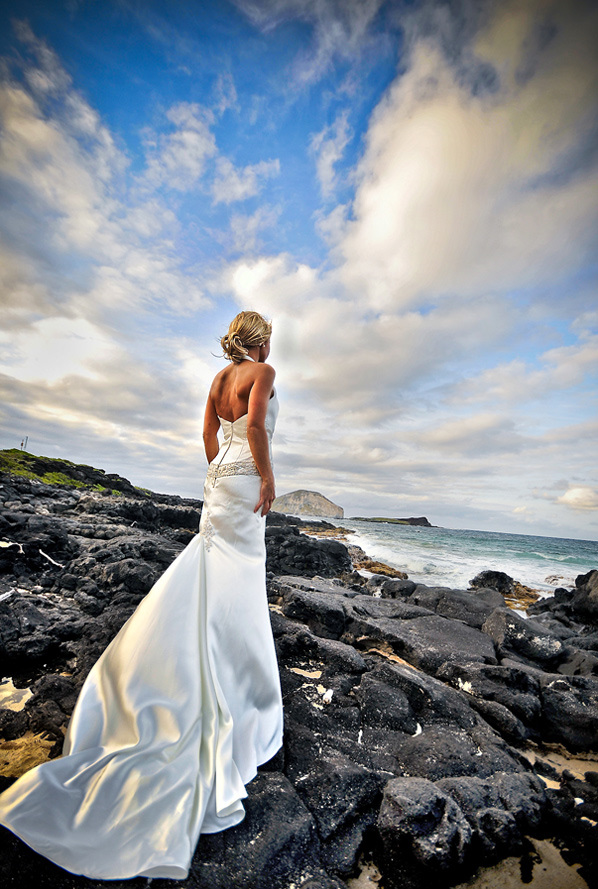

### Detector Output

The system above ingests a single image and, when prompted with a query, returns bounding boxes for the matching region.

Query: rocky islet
[271,489,345,519]
[0,462,597,888]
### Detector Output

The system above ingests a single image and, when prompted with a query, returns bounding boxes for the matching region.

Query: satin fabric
[0,391,283,880]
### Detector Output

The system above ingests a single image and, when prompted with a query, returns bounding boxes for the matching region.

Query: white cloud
[0,25,216,487]
[0,82,110,253]
[557,486,598,511]
[0,244,50,318]
[0,317,117,384]
[337,4,598,311]
[213,2,598,538]
[122,199,178,239]
[419,413,525,457]
[15,19,72,96]
[0,43,212,328]
[10,21,125,183]
[142,102,217,191]
[229,205,281,252]
[234,0,386,85]
[222,244,597,534]
[1,7,597,539]
[211,157,280,204]
[453,334,598,405]
[572,310,598,337]
[213,72,239,115]
[226,252,515,415]
[83,253,207,316]
[310,110,351,198]
[314,202,349,246]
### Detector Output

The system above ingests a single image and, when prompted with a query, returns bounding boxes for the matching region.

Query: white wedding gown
[0,388,283,880]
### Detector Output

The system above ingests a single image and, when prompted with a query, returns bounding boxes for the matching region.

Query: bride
[0,310,284,880]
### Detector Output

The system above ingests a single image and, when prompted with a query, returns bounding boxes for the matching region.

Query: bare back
[203,352,276,514]
[210,360,263,422]
[203,358,276,460]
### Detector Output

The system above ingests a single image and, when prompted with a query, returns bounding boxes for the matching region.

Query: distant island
[272,489,344,518]
[350,515,434,527]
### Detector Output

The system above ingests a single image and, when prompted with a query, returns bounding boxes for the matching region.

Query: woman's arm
[246,364,276,515]
[202,394,221,464]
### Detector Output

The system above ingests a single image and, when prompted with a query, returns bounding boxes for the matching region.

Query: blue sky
[0,0,597,540]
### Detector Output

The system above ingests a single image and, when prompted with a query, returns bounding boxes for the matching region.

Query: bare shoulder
[209,365,231,394]
[254,362,276,382]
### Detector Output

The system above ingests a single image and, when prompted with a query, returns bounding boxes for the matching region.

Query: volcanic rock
[1,463,597,889]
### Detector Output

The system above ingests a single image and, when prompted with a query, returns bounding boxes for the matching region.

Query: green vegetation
[35,470,88,488]
[0,448,120,494]
[0,449,80,486]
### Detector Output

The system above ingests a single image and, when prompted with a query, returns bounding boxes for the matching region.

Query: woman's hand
[255,476,275,516]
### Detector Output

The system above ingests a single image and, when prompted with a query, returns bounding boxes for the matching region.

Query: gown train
[0,390,283,880]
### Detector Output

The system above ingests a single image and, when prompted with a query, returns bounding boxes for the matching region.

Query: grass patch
[38,470,87,488]
[0,450,84,486]
[1,449,136,497]
[1,449,79,477]
[1,449,121,494]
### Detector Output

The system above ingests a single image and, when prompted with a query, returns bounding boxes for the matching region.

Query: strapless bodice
[210,390,278,471]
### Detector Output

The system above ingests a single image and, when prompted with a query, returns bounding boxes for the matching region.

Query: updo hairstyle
[220,311,272,363]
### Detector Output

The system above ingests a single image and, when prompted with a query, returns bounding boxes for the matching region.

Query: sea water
[341,520,598,595]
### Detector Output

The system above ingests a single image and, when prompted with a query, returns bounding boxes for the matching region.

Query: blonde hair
[220,311,272,363]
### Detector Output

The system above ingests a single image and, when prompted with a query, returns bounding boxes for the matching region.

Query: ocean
[340,519,598,596]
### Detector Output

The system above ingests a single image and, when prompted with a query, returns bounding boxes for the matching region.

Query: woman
[0,311,283,880]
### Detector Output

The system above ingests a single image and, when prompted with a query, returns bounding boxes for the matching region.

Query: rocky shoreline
[0,464,597,889]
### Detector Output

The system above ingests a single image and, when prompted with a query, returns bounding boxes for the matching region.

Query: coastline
[291,516,598,888]
[1,462,597,889]
[298,515,598,597]
[299,519,544,611]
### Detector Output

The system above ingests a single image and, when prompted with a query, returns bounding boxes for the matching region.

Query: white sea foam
[343,521,597,594]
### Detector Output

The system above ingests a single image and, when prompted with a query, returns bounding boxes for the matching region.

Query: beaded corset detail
[206,458,260,483]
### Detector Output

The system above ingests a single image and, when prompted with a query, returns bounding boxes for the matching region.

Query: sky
[0,0,597,541]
